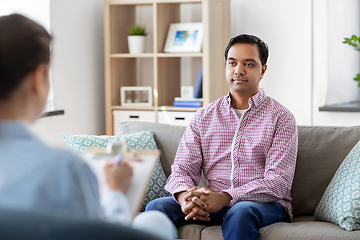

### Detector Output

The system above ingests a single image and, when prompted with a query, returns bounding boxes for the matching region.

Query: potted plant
[343,35,360,87]
[127,25,147,54]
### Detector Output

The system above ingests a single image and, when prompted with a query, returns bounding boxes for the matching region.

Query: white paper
[82,153,158,215]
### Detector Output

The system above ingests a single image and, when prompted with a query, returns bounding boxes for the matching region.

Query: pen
[112,153,123,165]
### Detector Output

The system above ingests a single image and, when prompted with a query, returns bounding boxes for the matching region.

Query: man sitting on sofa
[146,34,298,240]
[0,13,176,240]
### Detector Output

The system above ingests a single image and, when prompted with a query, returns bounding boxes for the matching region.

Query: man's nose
[235,64,245,75]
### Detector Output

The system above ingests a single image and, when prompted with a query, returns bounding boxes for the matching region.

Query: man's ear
[260,64,267,79]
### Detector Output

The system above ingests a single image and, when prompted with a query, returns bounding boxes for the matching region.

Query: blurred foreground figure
[0,13,176,240]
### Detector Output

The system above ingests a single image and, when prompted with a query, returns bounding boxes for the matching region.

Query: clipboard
[82,148,160,216]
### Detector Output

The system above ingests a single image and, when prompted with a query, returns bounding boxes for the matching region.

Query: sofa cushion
[60,131,170,211]
[118,122,187,177]
[178,224,208,240]
[314,140,360,230]
[259,216,360,240]
[178,217,360,240]
[292,126,360,217]
[200,226,223,240]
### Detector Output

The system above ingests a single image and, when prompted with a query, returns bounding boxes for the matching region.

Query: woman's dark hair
[224,34,269,65]
[0,14,51,99]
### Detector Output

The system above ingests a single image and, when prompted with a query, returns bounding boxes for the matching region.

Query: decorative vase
[127,35,146,54]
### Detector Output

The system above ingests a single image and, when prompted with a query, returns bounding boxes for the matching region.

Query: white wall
[230,0,312,125]
[32,0,105,148]
[231,0,360,127]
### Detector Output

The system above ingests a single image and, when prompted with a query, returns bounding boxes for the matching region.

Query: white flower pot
[127,35,146,54]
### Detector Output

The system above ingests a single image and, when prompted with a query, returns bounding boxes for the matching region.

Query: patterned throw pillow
[60,133,114,154]
[60,131,170,211]
[314,140,360,231]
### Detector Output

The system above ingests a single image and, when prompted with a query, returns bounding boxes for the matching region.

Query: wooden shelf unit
[104,0,230,134]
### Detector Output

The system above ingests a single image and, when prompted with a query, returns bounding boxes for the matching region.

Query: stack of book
[173,97,203,107]
[174,67,203,108]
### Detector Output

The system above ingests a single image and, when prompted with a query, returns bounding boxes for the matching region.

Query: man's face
[225,43,267,97]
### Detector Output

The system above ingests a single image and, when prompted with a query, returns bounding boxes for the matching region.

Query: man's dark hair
[0,14,51,99]
[224,34,269,65]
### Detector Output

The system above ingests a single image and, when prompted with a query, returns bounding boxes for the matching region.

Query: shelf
[110,53,203,58]
[111,105,156,111]
[110,53,155,58]
[156,53,203,57]
[156,0,202,3]
[319,102,360,112]
[158,106,199,111]
[109,58,154,106]
[104,0,230,134]
[107,0,202,4]
[108,4,153,54]
[111,105,198,112]
[108,0,153,5]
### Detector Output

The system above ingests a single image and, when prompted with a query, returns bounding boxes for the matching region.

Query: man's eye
[245,63,254,67]
[228,62,235,66]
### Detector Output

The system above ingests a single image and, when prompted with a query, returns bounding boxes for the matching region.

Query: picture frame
[164,22,203,53]
[121,86,153,107]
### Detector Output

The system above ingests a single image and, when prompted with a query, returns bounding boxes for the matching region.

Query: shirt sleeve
[222,112,298,206]
[165,113,203,198]
[69,155,133,225]
[62,154,106,220]
[101,191,133,226]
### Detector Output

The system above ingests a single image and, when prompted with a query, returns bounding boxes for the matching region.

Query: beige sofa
[118,122,360,239]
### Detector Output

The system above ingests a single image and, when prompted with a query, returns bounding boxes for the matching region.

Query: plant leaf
[354,74,360,87]
[128,25,147,36]
[355,73,360,80]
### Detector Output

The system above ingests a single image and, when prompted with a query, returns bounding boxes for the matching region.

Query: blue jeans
[145,197,290,240]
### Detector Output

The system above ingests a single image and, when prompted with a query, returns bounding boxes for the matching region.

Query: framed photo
[164,22,203,53]
[121,86,153,107]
